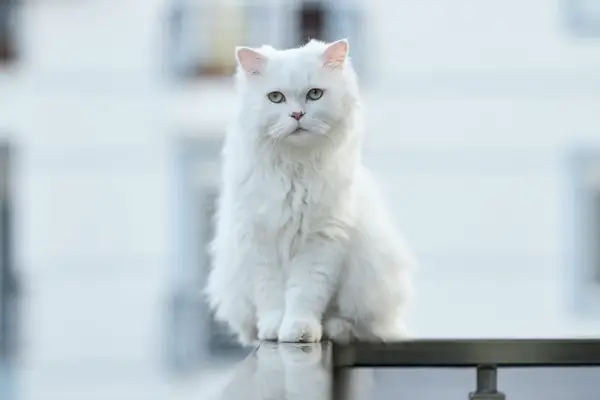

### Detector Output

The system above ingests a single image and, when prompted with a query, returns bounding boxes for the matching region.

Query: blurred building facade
[1,0,600,399]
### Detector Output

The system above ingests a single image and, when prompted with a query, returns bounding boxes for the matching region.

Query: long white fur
[205,39,415,344]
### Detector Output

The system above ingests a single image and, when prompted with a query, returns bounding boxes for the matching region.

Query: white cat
[205,39,415,345]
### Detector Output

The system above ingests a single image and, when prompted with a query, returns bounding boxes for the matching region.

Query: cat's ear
[235,47,268,76]
[323,39,349,70]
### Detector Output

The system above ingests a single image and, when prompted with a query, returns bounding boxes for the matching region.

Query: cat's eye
[306,88,324,101]
[267,91,285,103]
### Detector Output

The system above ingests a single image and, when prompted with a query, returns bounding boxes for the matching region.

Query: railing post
[469,365,506,400]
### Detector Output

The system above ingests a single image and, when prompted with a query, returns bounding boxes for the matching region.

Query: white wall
[363,0,600,337]
[1,0,600,399]
[2,2,175,399]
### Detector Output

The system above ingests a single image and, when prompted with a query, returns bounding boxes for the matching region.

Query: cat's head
[234,39,359,147]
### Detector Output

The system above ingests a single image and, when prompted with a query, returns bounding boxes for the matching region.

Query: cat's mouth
[290,128,310,135]
[285,127,318,146]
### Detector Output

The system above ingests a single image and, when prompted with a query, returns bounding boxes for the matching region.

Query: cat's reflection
[219,342,332,400]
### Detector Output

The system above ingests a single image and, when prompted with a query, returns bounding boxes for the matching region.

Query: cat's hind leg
[323,316,354,344]
[212,298,258,346]
[205,259,259,346]
[355,318,409,342]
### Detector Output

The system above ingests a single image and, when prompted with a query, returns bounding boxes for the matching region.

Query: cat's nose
[290,111,305,121]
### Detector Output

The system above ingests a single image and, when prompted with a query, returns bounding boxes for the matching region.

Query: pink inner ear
[236,48,267,76]
[323,40,349,69]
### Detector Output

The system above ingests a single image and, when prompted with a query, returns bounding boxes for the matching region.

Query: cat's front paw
[257,311,284,341]
[278,316,323,343]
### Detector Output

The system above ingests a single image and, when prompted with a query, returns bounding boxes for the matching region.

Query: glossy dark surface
[214,340,600,400]
[216,342,334,400]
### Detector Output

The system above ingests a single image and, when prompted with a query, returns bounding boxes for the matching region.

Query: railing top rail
[333,339,600,368]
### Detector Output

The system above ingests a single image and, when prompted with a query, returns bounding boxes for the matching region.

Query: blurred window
[297,2,327,44]
[0,0,17,65]
[565,0,600,37]
[293,1,367,77]
[571,150,600,315]
[167,0,367,80]
[591,167,600,284]
[167,1,278,79]
[0,144,17,361]
[167,138,246,374]
[581,157,600,284]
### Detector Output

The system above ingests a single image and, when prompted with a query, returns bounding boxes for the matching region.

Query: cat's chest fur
[243,160,338,260]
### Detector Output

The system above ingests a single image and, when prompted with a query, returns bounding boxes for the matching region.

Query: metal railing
[333,339,600,399]
[215,339,600,400]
